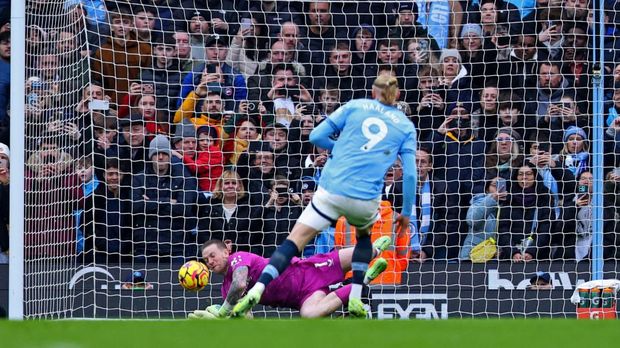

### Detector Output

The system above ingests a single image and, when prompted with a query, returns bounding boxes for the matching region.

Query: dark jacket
[554,194,619,260]
[82,181,133,263]
[131,159,198,257]
[497,183,553,260]
[431,131,486,195]
[197,196,252,251]
[140,58,183,112]
[250,204,302,257]
[0,184,8,253]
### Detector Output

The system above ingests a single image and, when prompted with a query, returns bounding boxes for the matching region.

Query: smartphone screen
[496,178,507,193]
[240,18,252,30]
[497,35,510,46]
[89,99,110,111]
[538,142,550,153]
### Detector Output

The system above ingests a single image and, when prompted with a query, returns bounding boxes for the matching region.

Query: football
[178,261,210,291]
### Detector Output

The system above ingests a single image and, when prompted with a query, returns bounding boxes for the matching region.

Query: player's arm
[309,102,351,150]
[309,120,336,150]
[400,151,417,218]
[397,130,418,231]
[226,265,249,305]
[205,265,249,318]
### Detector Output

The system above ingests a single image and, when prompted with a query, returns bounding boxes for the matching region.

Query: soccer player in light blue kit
[233,75,417,318]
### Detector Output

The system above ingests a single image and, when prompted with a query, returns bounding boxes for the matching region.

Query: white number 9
[360,117,388,151]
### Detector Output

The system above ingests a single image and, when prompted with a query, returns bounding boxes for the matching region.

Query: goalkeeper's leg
[299,261,387,319]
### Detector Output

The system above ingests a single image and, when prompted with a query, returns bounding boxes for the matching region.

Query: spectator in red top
[172,121,223,193]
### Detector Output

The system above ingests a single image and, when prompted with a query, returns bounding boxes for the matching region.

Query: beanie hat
[172,119,197,144]
[439,48,462,63]
[148,134,172,159]
[495,127,522,142]
[563,126,588,142]
[460,23,483,39]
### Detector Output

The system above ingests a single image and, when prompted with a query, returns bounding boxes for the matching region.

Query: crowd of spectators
[1,0,620,271]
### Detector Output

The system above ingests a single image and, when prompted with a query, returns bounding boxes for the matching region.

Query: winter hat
[172,119,197,144]
[0,142,9,159]
[495,127,522,142]
[148,134,172,159]
[352,23,375,39]
[398,2,419,15]
[563,126,588,142]
[439,48,462,63]
[460,23,483,39]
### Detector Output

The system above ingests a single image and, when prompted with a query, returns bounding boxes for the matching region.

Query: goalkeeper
[189,237,390,319]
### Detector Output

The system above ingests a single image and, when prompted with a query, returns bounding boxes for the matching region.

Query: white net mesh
[9,0,620,319]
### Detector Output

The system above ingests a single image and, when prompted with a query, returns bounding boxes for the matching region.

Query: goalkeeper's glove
[188,310,218,320]
[207,301,233,318]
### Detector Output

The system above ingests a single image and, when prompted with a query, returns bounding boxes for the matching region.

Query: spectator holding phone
[221,116,260,165]
[540,95,587,154]
[403,37,438,97]
[460,176,507,260]
[431,104,486,258]
[140,33,183,113]
[91,8,152,104]
[526,134,576,218]
[414,66,445,141]
[264,64,313,116]
[249,175,302,257]
[552,126,590,179]
[555,171,619,260]
[178,35,247,112]
[537,11,564,60]
[226,17,263,80]
[497,164,553,262]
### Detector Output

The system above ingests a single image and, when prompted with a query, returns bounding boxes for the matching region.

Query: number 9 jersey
[318,99,417,201]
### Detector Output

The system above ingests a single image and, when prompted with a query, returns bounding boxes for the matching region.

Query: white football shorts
[296,187,381,231]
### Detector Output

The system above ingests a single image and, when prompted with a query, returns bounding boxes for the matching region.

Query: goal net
[10,0,619,319]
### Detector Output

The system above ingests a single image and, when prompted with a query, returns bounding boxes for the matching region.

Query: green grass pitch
[0,319,619,348]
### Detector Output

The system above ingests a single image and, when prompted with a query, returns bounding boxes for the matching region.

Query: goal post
[9,0,26,321]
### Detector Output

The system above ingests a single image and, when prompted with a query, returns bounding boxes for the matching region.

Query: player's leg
[337,236,392,273]
[232,191,336,316]
[299,291,341,318]
[349,225,374,318]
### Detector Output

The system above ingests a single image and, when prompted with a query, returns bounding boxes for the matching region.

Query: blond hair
[372,75,399,105]
[213,170,246,201]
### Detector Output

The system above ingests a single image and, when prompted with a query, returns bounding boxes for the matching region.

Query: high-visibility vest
[334,201,410,284]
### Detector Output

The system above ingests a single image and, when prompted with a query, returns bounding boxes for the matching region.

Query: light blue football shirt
[316,99,417,201]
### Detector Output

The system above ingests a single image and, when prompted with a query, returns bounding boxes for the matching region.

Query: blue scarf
[416,1,451,49]
[540,167,561,218]
[411,180,432,252]
[606,106,618,127]
[565,152,589,177]
[82,175,100,198]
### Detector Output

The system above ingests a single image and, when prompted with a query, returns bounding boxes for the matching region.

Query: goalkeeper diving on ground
[188,237,391,319]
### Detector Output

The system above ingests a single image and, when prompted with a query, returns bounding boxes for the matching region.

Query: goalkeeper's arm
[214,266,249,317]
